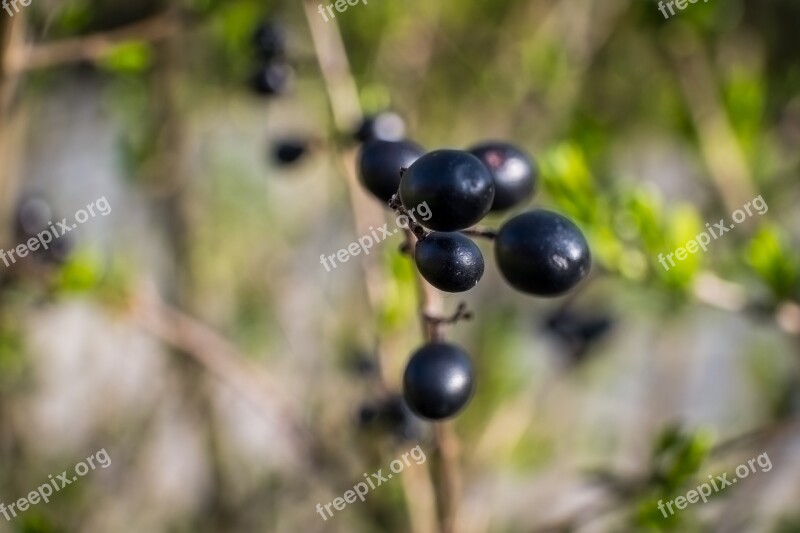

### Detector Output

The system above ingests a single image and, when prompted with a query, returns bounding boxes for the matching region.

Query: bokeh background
[0,0,799,531]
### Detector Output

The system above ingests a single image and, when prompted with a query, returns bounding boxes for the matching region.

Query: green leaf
[98,41,153,75]
[746,224,799,299]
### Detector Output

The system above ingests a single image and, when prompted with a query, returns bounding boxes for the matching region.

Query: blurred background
[0,0,799,531]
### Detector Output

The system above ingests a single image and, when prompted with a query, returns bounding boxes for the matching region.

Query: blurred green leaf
[746,224,798,299]
[98,41,153,75]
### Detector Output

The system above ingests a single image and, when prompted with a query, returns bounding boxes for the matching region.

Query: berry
[250,62,294,96]
[400,150,495,231]
[468,141,537,212]
[252,23,287,60]
[495,209,591,296]
[403,342,474,420]
[415,232,484,293]
[358,139,425,203]
[15,196,52,239]
[356,403,380,427]
[272,138,309,166]
[381,395,422,440]
[41,234,74,265]
[544,310,613,365]
[354,111,406,143]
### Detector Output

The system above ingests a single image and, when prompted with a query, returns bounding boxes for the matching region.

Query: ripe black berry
[415,232,484,293]
[358,139,425,203]
[272,138,309,166]
[250,62,294,96]
[354,111,406,143]
[468,141,537,212]
[252,23,287,60]
[400,150,495,231]
[495,210,591,297]
[403,342,475,420]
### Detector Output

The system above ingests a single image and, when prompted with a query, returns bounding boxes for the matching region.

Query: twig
[129,285,315,458]
[390,192,430,242]
[301,3,440,532]
[404,228,464,533]
[459,226,497,240]
[5,10,184,73]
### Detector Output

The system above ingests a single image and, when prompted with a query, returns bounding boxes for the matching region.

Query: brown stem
[129,285,315,456]
[459,226,497,240]
[301,3,441,532]
[5,10,184,73]
[390,193,430,242]
[404,228,464,532]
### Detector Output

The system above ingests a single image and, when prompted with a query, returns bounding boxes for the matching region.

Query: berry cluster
[357,137,592,420]
[249,23,293,97]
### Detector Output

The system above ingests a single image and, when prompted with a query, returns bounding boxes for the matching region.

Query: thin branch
[300,3,440,532]
[459,226,497,241]
[129,285,315,458]
[404,228,463,533]
[5,10,184,73]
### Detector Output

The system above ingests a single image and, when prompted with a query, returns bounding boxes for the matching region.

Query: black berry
[400,150,494,231]
[495,209,591,297]
[272,138,309,166]
[358,139,425,203]
[250,62,294,96]
[252,23,287,60]
[415,232,484,293]
[469,141,537,212]
[403,342,475,420]
[15,196,52,239]
[354,111,406,143]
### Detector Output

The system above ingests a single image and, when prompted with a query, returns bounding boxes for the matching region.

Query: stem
[300,3,441,532]
[5,10,184,73]
[404,229,464,533]
[459,226,497,240]
[390,193,430,242]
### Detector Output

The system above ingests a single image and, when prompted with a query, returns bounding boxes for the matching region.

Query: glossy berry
[495,209,591,297]
[403,342,475,420]
[415,232,484,293]
[272,138,309,166]
[469,141,537,211]
[354,111,406,143]
[250,62,293,96]
[252,23,287,60]
[400,150,494,231]
[358,139,425,203]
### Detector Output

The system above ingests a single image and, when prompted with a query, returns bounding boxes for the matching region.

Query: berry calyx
[403,342,475,420]
[495,209,591,296]
[358,139,425,203]
[415,232,484,293]
[468,141,537,212]
[399,150,495,231]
